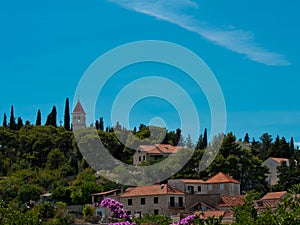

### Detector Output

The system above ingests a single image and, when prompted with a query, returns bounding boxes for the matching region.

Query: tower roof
[73,99,86,114]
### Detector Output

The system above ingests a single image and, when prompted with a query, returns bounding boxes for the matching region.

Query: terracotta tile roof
[269,157,289,163]
[139,144,183,155]
[254,199,280,209]
[91,189,121,196]
[155,144,183,154]
[218,195,245,207]
[195,210,225,218]
[205,172,240,184]
[261,191,287,200]
[73,100,86,114]
[180,179,205,183]
[119,184,184,197]
[139,145,161,154]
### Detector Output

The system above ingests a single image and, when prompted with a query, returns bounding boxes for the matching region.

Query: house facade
[168,172,240,209]
[117,184,185,217]
[133,144,183,165]
[262,157,289,186]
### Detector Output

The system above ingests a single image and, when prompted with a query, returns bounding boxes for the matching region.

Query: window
[154,209,159,215]
[128,199,133,206]
[178,197,183,207]
[139,157,141,162]
[154,197,159,204]
[141,198,146,205]
[170,196,175,207]
[198,186,202,192]
[220,183,224,190]
[187,185,194,194]
[208,184,212,191]
[143,155,146,161]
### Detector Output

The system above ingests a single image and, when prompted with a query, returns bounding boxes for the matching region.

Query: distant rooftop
[269,157,289,163]
[261,191,287,200]
[139,144,183,155]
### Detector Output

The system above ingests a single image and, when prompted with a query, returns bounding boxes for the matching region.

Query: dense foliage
[0,103,299,223]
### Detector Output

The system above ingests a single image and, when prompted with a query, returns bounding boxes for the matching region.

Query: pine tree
[64,98,70,131]
[99,117,104,131]
[2,113,7,127]
[259,133,273,160]
[244,133,250,143]
[196,134,204,150]
[16,117,23,130]
[175,128,182,146]
[36,109,41,126]
[9,105,16,130]
[95,120,99,130]
[45,106,57,127]
[186,134,193,149]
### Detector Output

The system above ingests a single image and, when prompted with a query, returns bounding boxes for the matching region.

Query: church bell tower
[72,99,86,131]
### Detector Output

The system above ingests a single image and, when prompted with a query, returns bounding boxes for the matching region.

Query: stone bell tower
[72,99,86,131]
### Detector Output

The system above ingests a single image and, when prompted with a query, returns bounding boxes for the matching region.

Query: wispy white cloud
[107,0,290,66]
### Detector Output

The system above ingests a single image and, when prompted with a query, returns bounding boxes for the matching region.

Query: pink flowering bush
[100,197,220,225]
[101,198,136,225]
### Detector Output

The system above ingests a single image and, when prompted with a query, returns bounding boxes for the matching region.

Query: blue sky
[0,0,299,144]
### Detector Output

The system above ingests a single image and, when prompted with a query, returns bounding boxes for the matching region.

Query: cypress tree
[64,98,70,131]
[9,105,16,130]
[2,113,7,127]
[46,106,57,127]
[36,109,41,126]
[203,128,208,149]
[99,117,104,131]
[290,137,295,157]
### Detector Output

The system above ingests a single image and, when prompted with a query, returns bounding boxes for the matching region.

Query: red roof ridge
[218,195,246,207]
[269,157,289,163]
[205,172,240,184]
[261,191,287,200]
[119,184,184,197]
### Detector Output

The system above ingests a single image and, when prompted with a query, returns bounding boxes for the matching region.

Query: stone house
[168,172,240,209]
[262,157,289,186]
[117,184,185,217]
[91,172,240,220]
[133,144,183,165]
[254,191,287,214]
